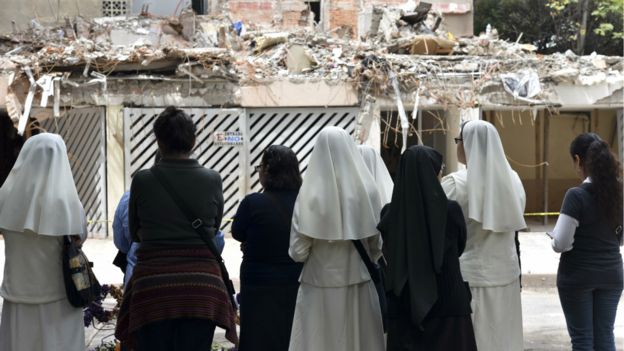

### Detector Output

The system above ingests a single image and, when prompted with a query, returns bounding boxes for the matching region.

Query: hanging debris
[0,6,620,112]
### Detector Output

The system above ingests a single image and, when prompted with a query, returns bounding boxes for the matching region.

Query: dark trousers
[136,318,217,351]
[238,283,299,351]
[558,287,623,351]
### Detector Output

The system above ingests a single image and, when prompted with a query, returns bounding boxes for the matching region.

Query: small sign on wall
[213,131,244,146]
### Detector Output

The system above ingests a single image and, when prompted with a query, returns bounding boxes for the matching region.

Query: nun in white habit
[357,145,393,206]
[0,133,86,351]
[288,127,385,351]
[441,120,526,351]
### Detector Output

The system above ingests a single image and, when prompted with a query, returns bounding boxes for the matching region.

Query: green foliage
[474,0,624,55]
[474,0,558,51]
[547,0,578,12]
[590,0,624,38]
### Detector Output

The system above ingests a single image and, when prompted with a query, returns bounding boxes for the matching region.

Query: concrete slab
[240,80,359,107]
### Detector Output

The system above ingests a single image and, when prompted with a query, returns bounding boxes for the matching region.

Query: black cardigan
[129,158,224,244]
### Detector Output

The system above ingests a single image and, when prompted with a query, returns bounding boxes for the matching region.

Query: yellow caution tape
[523,212,560,217]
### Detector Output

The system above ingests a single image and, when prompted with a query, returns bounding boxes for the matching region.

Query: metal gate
[247,107,358,193]
[41,107,108,238]
[124,108,246,231]
[124,107,358,231]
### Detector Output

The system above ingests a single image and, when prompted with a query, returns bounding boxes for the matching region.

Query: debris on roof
[0,4,621,112]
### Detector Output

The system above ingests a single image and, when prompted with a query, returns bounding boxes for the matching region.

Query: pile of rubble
[0,2,545,80]
[0,12,236,77]
[0,2,622,111]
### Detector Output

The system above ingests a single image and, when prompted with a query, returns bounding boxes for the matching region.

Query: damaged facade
[0,3,622,236]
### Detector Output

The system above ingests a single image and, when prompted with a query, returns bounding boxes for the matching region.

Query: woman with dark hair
[115,106,238,351]
[549,132,623,351]
[379,145,477,351]
[232,145,303,351]
[0,110,24,187]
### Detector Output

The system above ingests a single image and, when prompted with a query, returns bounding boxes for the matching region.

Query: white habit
[442,121,527,351]
[0,134,86,351]
[288,127,385,351]
[357,145,394,206]
[0,231,85,351]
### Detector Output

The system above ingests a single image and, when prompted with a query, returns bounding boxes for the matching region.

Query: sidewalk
[0,233,623,350]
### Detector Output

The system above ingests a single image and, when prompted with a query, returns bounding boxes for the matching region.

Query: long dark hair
[0,110,24,187]
[260,145,302,191]
[570,133,623,228]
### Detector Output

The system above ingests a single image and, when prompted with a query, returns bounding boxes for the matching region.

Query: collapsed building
[0,4,622,236]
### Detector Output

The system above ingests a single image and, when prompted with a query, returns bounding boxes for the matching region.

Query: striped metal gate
[246,107,358,193]
[124,107,358,231]
[40,107,108,238]
[123,108,246,231]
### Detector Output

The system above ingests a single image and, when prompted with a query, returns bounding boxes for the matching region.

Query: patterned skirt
[115,243,238,348]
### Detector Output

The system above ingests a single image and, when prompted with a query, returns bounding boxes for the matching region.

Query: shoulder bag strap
[352,239,380,284]
[150,166,238,310]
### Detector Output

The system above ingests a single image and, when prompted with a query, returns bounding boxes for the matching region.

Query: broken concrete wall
[427,0,473,37]
[0,0,473,38]
[54,79,241,107]
[226,0,472,38]
[132,0,192,17]
[281,0,310,27]
[0,0,100,34]
[327,0,359,34]
[329,0,474,38]
[361,0,473,37]
[240,80,358,107]
[329,0,473,38]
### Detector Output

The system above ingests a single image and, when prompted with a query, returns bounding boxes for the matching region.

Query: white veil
[0,133,84,236]
[357,145,394,206]
[292,127,382,240]
[462,120,526,232]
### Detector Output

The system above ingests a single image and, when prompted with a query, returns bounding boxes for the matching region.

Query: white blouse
[289,232,383,288]
[442,173,523,287]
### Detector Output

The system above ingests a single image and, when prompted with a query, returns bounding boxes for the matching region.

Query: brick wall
[329,8,357,32]
[228,0,275,25]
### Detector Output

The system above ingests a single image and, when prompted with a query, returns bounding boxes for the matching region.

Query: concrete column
[239,109,251,195]
[618,110,623,167]
[106,105,126,236]
[618,110,623,230]
[445,107,461,173]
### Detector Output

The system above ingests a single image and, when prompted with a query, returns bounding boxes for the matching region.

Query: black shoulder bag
[151,167,238,311]
[352,240,388,331]
[62,236,102,307]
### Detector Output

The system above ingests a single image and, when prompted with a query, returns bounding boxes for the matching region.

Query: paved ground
[0,230,623,350]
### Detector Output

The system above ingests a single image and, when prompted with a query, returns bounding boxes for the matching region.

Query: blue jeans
[558,286,623,351]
